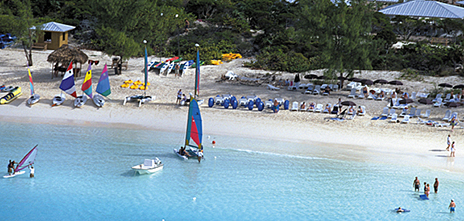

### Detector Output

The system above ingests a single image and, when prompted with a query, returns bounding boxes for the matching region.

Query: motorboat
[131,158,163,175]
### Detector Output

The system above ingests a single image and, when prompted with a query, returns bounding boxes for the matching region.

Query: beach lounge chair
[442,110,451,121]
[347,88,357,98]
[401,115,410,124]
[367,92,375,100]
[347,111,356,120]
[265,99,273,109]
[331,105,339,114]
[381,107,389,117]
[314,104,323,113]
[357,91,365,99]
[433,98,442,107]
[408,107,416,117]
[399,108,409,118]
[333,84,339,91]
[313,85,321,95]
[432,94,442,103]
[239,97,248,107]
[346,82,357,90]
[304,85,314,94]
[444,93,452,103]
[388,109,396,118]
[448,112,458,122]
[393,99,402,109]
[420,109,431,118]
[299,102,307,111]
[214,95,224,105]
[323,103,331,113]
[321,84,328,90]
[418,92,429,98]
[411,92,417,100]
[322,89,330,96]
[412,109,421,118]
[307,102,316,112]
[290,101,299,111]
[275,98,284,105]
[267,84,280,91]
[390,114,398,123]
[358,106,366,116]
[225,71,238,80]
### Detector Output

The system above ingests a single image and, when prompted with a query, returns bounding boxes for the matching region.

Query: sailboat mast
[144,40,148,97]
[185,96,193,147]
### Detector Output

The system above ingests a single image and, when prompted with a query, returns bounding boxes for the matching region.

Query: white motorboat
[131,158,163,175]
[52,94,66,107]
[74,95,88,108]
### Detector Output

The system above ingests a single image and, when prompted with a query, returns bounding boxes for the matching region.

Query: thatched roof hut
[47,44,88,78]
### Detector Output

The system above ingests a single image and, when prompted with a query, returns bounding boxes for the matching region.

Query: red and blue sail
[27,66,34,96]
[96,64,111,97]
[15,145,38,172]
[59,62,77,98]
[82,63,93,98]
[185,98,202,150]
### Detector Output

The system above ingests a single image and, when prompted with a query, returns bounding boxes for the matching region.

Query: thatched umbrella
[47,44,88,78]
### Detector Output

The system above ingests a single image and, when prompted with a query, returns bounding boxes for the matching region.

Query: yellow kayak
[0,86,22,104]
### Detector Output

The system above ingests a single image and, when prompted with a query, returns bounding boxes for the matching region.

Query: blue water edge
[0,121,462,221]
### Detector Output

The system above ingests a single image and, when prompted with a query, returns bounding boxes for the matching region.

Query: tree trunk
[22,44,33,66]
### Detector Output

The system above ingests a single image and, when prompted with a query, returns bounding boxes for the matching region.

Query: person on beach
[434,178,439,193]
[300,102,306,110]
[273,99,279,113]
[337,98,342,108]
[175,64,180,78]
[450,141,456,157]
[447,135,451,151]
[449,199,456,213]
[29,165,34,178]
[414,177,420,191]
[451,115,457,132]
[180,94,187,105]
[176,89,182,104]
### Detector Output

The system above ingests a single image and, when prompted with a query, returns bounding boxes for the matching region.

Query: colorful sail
[15,145,38,172]
[59,62,77,98]
[82,63,93,98]
[27,66,34,96]
[96,64,111,97]
[194,49,200,96]
[185,98,202,150]
[144,46,148,90]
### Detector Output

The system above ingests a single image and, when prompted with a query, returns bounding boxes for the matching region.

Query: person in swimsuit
[449,199,456,213]
[447,135,451,151]
[397,207,404,213]
[7,160,12,175]
[451,116,457,132]
[176,89,182,105]
[273,99,279,113]
[450,141,456,157]
[425,184,430,198]
[424,182,427,194]
[434,178,439,193]
[413,177,420,191]
[29,165,34,178]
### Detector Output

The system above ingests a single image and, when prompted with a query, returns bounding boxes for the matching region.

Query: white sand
[1,48,463,174]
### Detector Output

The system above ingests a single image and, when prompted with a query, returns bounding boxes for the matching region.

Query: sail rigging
[15,145,38,172]
[27,66,34,96]
[96,64,111,97]
[185,98,202,150]
[59,62,77,98]
[82,63,93,98]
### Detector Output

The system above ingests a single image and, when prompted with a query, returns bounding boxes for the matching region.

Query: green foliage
[244,49,312,73]
[399,68,423,81]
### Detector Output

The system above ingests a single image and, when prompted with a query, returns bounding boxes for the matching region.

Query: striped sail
[27,66,34,96]
[185,98,202,150]
[96,64,111,97]
[59,62,77,98]
[82,63,93,98]
[15,145,38,172]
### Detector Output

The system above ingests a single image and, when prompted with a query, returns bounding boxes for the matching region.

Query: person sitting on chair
[308,102,315,110]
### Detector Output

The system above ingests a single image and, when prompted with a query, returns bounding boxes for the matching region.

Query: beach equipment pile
[121,80,149,90]
[222,53,242,61]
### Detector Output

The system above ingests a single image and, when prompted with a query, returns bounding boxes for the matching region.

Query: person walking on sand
[175,64,180,78]
[434,178,439,193]
[447,135,451,151]
[414,177,420,192]
[450,141,456,157]
[449,199,456,213]
[176,89,182,105]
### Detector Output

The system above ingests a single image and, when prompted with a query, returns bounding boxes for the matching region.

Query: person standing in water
[7,160,12,175]
[29,165,34,178]
[434,178,439,193]
[413,177,420,192]
[449,199,456,213]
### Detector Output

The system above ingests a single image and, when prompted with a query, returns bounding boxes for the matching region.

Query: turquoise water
[0,121,463,220]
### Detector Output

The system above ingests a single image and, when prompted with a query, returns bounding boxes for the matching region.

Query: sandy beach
[1,47,463,174]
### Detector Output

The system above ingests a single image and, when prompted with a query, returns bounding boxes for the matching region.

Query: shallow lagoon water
[0,121,462,220]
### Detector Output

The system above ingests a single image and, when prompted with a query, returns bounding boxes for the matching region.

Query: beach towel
[371,117,379,120]
[330,118,344,121]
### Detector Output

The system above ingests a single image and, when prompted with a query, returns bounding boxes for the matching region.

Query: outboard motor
[208,98,214,107]
[284,100,289,110]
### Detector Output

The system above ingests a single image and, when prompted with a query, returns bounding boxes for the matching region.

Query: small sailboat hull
[1,85,14,92]
[27,94,40,106]
[93,94,105,107]
[74,95,88,108]
[173,149,188,161]
[52,94,66,107]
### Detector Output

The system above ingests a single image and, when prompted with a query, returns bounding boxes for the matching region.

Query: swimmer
[397,207,404,213]
[449,199,456,213]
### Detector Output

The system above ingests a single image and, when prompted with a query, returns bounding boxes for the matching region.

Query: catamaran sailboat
[4,145,38,178]
[75,63,92,108]
[93,64,111,107]
[174,96,204,163]
[54,62,77,107]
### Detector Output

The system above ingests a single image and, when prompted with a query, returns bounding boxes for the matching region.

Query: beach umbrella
[341,101,356,106]
[438,83,453,88]
[418,98,432,105]
[453,84,464,89]
[361,79,373,85]
[374,79,388,85]
[304,74,318,79]
[389,80,403,85]
[445,102,459,108]
[399,98,414,104]
[348,77,360,82]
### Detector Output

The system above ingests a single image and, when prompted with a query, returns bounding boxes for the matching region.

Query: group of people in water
[411,177,455,213]
[7,160,34,177]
